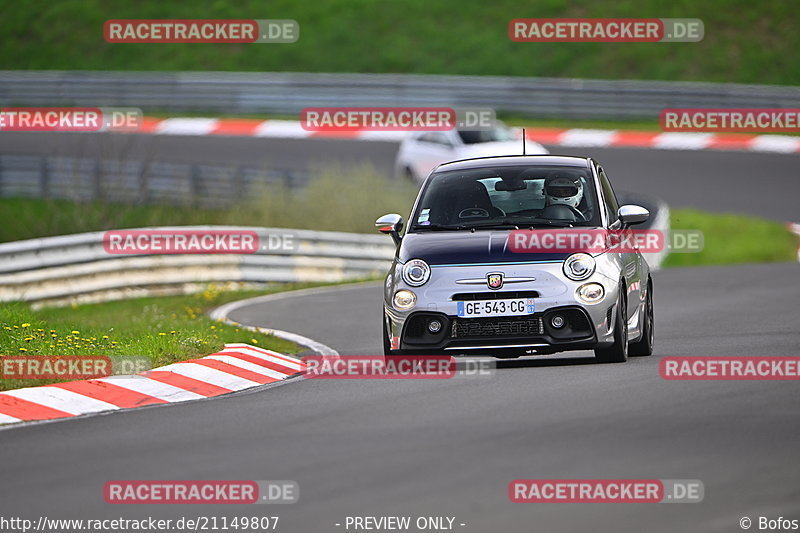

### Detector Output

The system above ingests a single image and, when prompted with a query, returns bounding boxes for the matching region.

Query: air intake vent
[451,317,543,338]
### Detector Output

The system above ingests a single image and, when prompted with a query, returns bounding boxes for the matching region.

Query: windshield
[457,125,516,144]
[409,165,601,231]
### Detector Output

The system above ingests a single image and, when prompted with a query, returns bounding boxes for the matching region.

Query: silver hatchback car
[376,155,654,363]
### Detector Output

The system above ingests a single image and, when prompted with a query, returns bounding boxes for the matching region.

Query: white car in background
[394,123,548,182]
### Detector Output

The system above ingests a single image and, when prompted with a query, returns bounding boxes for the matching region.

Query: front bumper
[384,261,620,355]
[388,306,601,355]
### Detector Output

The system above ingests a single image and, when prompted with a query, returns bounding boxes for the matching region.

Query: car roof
[433,155,593,173]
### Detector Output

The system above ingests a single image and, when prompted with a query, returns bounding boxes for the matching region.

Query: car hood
[399,231,572,265]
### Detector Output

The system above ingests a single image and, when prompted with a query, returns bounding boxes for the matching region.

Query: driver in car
[543,174,590,221]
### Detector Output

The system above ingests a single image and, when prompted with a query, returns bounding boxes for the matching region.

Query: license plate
[457,298,535,318]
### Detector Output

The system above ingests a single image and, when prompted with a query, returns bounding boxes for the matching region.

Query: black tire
[629,280,654,357]
[382,314,392,355]
[594,284,628,364]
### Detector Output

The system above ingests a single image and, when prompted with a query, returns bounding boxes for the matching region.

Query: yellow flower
[23,337,32,342]
[158,332,166,336]
[71,330,80,335]
[18,348,27,352]
[21,323,30,328]
[102,335,109,340]
[210,325,216,330]
[251,339,259,344]
[170,330,176,334]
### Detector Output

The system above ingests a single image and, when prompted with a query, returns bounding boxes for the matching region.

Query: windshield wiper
[413,221,519,232]
[523,218,575,228]
[466,222,521,231]
[466,218,575,229]
[412,218,575,232]
[411,223,465,231]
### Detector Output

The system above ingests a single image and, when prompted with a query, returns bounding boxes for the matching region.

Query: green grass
[0,199,795,391]
[1,0,799,85]
[0,174,796,268]
[663,208,798,267]
[0,281,343,391]
[0,170,420,242]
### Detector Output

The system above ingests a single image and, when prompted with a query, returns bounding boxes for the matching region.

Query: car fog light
[428,319,442,333]
[577,282,605,304]
[551,315,565,328]
[393,290,417,310]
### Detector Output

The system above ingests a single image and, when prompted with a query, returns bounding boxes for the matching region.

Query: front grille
[451,316,543,338]
[451,291,540,301]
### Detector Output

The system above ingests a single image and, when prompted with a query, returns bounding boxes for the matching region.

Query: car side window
[598,168,620,223]
[418,132,451,146]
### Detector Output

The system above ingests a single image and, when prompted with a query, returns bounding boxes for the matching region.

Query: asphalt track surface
[1,263,799,532]
[0,133,799,532]
[1,131,798,221]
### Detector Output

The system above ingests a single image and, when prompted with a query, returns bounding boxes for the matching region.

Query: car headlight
[577,282,605,304]
[402,259,431,286]
[563,253,596,281]
[393,289,417,310]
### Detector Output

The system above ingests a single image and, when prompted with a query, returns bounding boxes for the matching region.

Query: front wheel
[594,285,628,364]
[382,314,392,355]
[629,280,654,357]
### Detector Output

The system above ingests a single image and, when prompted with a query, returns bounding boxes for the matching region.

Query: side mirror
[375,213,404,245]
[617,205,650,227]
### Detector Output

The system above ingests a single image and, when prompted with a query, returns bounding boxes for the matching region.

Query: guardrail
[0,198,669,309]
[2,71,800,119]
[0,226,396,308]
[0,155,309,207]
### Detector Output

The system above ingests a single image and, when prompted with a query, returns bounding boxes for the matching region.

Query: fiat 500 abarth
[376,155,654,363]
